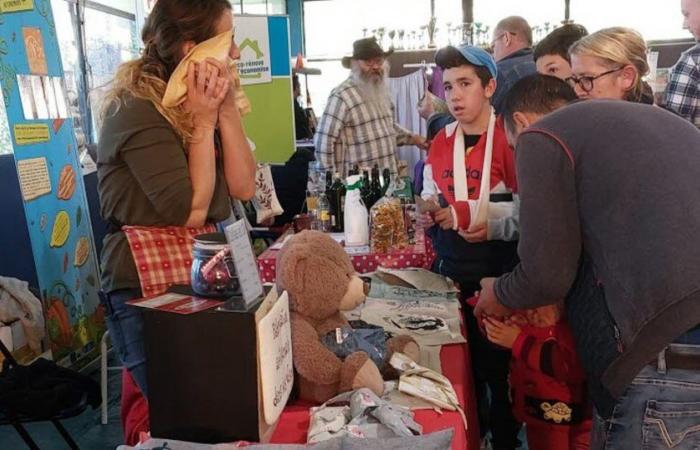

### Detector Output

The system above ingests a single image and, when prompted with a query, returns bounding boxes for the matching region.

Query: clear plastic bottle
[317,193,332,232]
[344,175,369,246]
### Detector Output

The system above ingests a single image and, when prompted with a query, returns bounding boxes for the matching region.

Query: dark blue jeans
[591,344,700,449]
[101,288,148,398]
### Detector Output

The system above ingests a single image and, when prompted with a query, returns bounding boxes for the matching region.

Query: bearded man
[314,38,427,177]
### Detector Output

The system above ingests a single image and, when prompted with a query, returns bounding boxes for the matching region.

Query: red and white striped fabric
[122,224,216,297]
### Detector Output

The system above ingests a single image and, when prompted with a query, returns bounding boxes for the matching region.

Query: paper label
[23,27,48,75]
[16,156,51,200]
[335,327,343,344]
[0,0,34,13]
[14,123,49,145]
[225,219,264,306]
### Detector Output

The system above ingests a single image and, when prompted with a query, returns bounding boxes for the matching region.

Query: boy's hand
[434,207,455,230]
[417,212,435,229]
[459,224,487,243]
[484,317,521,349]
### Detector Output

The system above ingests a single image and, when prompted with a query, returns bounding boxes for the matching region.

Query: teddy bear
[276,230,420,404]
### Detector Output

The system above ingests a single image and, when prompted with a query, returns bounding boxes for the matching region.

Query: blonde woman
[97,0,255,403]
[568,27,653,103]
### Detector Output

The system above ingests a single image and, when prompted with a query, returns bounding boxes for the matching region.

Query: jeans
[101,288,149,397]
[591,344,700,449]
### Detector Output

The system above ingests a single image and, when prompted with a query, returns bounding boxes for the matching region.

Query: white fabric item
[0,276,45,352]
[449,109,496,232]
[252,163,284,224]
[421,163,438,200]
[344,175,369,246]
[375,268,458,294]
[359,298,465,347]
[388,70,427,178]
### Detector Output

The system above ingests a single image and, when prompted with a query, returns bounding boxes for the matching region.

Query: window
[231,0,287,15]
[52,0,89,148]
[0,96,11,155]
[473,0,689,43]
[84,5,139,139]
[268,0,286,15]
[474,0,566,44]
[305,0,432,59]
[570,0,688,41]
[242,0,268,15]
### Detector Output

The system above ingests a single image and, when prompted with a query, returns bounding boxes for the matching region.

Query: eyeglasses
[565,67,624,93]
[490,32,511,48]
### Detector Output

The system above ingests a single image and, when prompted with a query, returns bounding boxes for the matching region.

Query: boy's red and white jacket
[422,116,519,240]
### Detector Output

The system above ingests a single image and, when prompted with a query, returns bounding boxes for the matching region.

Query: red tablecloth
[258,230,437,283]
[270,340,480,450]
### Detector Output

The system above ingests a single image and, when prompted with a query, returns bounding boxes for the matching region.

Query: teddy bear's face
[276,231,365,321]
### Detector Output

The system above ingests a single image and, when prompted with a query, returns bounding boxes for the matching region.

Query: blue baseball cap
[435,44,498,80]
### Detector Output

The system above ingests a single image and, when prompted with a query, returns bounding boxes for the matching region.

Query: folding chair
[0,339,88,450]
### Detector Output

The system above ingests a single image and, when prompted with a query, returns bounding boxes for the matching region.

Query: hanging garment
[429,66,446,101]
[0,276,44,352]
[388,71,427,178]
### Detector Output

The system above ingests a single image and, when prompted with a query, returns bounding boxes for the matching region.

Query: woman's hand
[184,60,230,129]
[200,57,239,119]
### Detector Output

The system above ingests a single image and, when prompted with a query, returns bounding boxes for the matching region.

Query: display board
[237,15,295,164]
[0,0,104,366]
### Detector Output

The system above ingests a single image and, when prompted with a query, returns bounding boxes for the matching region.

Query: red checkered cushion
[122,224,216,297]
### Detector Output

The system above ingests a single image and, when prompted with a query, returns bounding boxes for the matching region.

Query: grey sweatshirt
[494,100,700,415]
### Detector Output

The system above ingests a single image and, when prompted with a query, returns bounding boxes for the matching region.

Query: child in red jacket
[484,304,592,450]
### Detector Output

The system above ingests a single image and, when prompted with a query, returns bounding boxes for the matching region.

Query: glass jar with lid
[190,233,240,298]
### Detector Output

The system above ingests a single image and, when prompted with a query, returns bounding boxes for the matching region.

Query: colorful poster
[236,16,272,86]
[0,2,104,366]
[238,16,295,163]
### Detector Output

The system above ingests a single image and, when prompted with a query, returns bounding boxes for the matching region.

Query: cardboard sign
[257,290,293,425]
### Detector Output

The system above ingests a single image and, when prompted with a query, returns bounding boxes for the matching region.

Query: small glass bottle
[317,193,332,232]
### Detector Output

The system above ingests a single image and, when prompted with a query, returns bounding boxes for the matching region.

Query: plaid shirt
[665,43,700,128]
[314,78,412,177]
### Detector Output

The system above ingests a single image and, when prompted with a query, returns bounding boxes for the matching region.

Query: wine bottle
[360,168,372,210]
[370,165,383,206]
[329,173,346,232]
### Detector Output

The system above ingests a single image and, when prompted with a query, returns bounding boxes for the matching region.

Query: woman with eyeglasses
[568,27,654,104]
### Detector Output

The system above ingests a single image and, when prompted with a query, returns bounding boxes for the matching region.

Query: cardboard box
[144,287,284,444]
